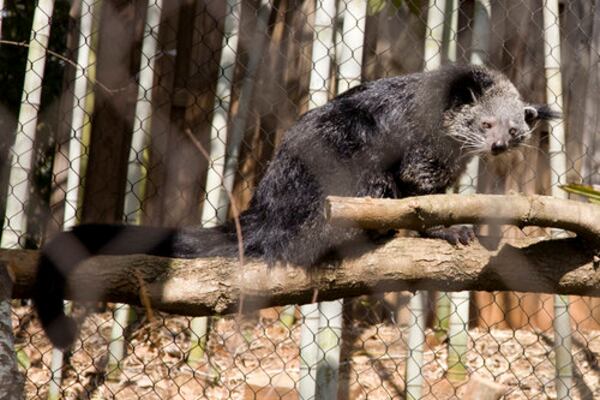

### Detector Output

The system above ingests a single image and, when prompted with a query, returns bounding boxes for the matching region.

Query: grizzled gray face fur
[443,76,540,158]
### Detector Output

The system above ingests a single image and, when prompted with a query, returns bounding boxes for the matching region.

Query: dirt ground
[11,303,600,400]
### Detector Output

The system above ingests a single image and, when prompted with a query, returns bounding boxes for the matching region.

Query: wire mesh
[0,0,599,399]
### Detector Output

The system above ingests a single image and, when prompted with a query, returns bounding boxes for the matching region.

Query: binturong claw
[423,225,477,246]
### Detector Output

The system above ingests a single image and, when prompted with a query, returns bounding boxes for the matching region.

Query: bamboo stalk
[299,302,319,399]
[423,0,446,72]
[581,0,600,183]
[199,0,241,228]
[316,299,343,398]
[188,0,241,367]
[405,291,425,400]
[441,0,458,63]
[63,0,94,228]
[1,0,55,249]
[457,0,490,197]
[434,292,450,342]
[47,302,70,400]
[447,0,491,384]
[49,1,100,394]
[0,0,55,397]
[48,0,98,396]
[216,0,271,223]
[335,0,366,94]
[106,0,164,381]
[314,2,368,398]
[542,1,572,398]
[122,0,164,224]
[406,1,448,396]
[279,305,296,328]
[446,290,469,382]
[299,0,338,398]
[469,0,491,67]
[435,0,459,350]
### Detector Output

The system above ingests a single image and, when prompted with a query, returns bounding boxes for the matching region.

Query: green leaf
[559,184,600,202]
[16,346,30,370]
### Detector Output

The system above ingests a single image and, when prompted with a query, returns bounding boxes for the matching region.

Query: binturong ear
[445,65,494,109]
[446,67,495,109]
[525,104,561,127]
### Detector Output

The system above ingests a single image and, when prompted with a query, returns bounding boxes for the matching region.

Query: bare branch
[4,236,599,317]
[325,194,600,246]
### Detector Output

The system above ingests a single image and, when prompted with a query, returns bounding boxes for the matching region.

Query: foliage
[560,184,600,204]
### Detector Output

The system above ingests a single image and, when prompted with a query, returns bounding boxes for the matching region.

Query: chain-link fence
[1,0,600,399]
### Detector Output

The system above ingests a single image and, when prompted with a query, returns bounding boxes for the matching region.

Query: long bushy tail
[33,223,236,349]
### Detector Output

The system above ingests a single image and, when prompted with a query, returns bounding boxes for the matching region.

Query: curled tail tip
[44,315,78,350]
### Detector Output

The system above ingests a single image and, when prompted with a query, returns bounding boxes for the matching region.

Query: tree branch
[3,195,599,317]
[325,194,600,246]
[3,236,600,318]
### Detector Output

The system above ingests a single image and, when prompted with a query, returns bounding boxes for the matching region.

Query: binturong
[32,64,559,349]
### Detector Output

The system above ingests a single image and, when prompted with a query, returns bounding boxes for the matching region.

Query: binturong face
[475,97,537,156]
[445,87,556,158]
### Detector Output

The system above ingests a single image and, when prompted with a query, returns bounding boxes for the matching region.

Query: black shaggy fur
[32,65,557,348]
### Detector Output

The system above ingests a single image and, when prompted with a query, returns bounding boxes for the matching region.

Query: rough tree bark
[325,194,600,245]
[3,194,600,317]
[2,235,599,317]
[0,262,24,399]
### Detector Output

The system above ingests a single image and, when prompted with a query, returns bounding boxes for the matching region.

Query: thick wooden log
[2,235,599,317]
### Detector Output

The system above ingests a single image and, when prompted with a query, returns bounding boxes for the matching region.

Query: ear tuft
[534,104,561,120]
[525,104,561,126]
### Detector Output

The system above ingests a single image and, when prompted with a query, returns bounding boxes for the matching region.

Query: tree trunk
[0,262,24,400]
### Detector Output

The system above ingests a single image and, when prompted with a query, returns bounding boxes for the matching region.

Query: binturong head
[477,100,559,157]
[442,65,560,158]
[477,99,550,156]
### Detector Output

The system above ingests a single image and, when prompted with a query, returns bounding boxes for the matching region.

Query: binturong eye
[509,128,517,137]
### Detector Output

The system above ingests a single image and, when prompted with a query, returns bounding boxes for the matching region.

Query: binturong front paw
[423,225,476,246]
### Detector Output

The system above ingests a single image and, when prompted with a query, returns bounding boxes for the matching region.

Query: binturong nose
[491,140,508,155]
